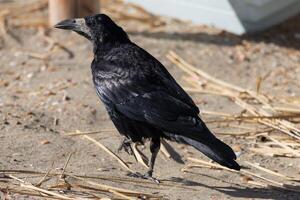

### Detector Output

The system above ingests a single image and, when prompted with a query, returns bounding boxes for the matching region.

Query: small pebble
[40,140,50,145]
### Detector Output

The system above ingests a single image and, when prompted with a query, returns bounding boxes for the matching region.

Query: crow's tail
[161,117,240,170]
[180,134,240,170]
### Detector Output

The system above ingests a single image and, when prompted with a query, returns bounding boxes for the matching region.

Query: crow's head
[55,14,129,44]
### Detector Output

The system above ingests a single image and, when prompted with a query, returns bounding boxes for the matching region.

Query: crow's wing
[92,56,202,136]
[92,44,199,112]
[114,91,205,134]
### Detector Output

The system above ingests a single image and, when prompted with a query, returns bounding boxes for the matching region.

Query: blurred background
[0,0,300,199]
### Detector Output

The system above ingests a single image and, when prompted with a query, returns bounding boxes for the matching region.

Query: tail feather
[162,116,241,170]
[180,135,240,170]
[164,131,241,171]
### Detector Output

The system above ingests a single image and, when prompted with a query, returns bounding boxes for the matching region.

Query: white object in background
[125,0,300,34]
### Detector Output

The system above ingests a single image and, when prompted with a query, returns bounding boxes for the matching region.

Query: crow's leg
[146,137,160,177]
[127,137,160,183]
[117,137,133,155]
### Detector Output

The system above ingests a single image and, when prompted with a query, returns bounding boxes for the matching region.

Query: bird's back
[92,43,199,111]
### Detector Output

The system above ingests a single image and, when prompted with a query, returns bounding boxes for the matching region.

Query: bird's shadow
[163,173,300,200]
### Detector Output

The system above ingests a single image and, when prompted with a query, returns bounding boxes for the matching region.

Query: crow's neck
[92,40,129,60]
[93,42,111,59]
[92,30,130,59]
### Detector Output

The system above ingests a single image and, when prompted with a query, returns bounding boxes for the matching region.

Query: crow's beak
[54,18,92,40]
[54,19,77,30]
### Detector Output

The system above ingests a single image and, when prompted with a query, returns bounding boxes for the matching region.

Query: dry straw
[167,51,300,140]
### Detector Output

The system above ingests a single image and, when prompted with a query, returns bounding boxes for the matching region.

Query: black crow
[55,14,240,182]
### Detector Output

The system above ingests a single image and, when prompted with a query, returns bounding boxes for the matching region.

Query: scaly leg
[127,137,161,183]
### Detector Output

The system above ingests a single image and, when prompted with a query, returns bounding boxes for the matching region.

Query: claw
[117,138,133,155]
[127,172,160,184]
[127,171,143,178]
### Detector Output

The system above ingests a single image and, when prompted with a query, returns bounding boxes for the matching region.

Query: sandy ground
[0,1,300,199]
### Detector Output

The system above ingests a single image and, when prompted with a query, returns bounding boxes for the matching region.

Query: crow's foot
[117,138,133,155]
[127,172,160,184]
